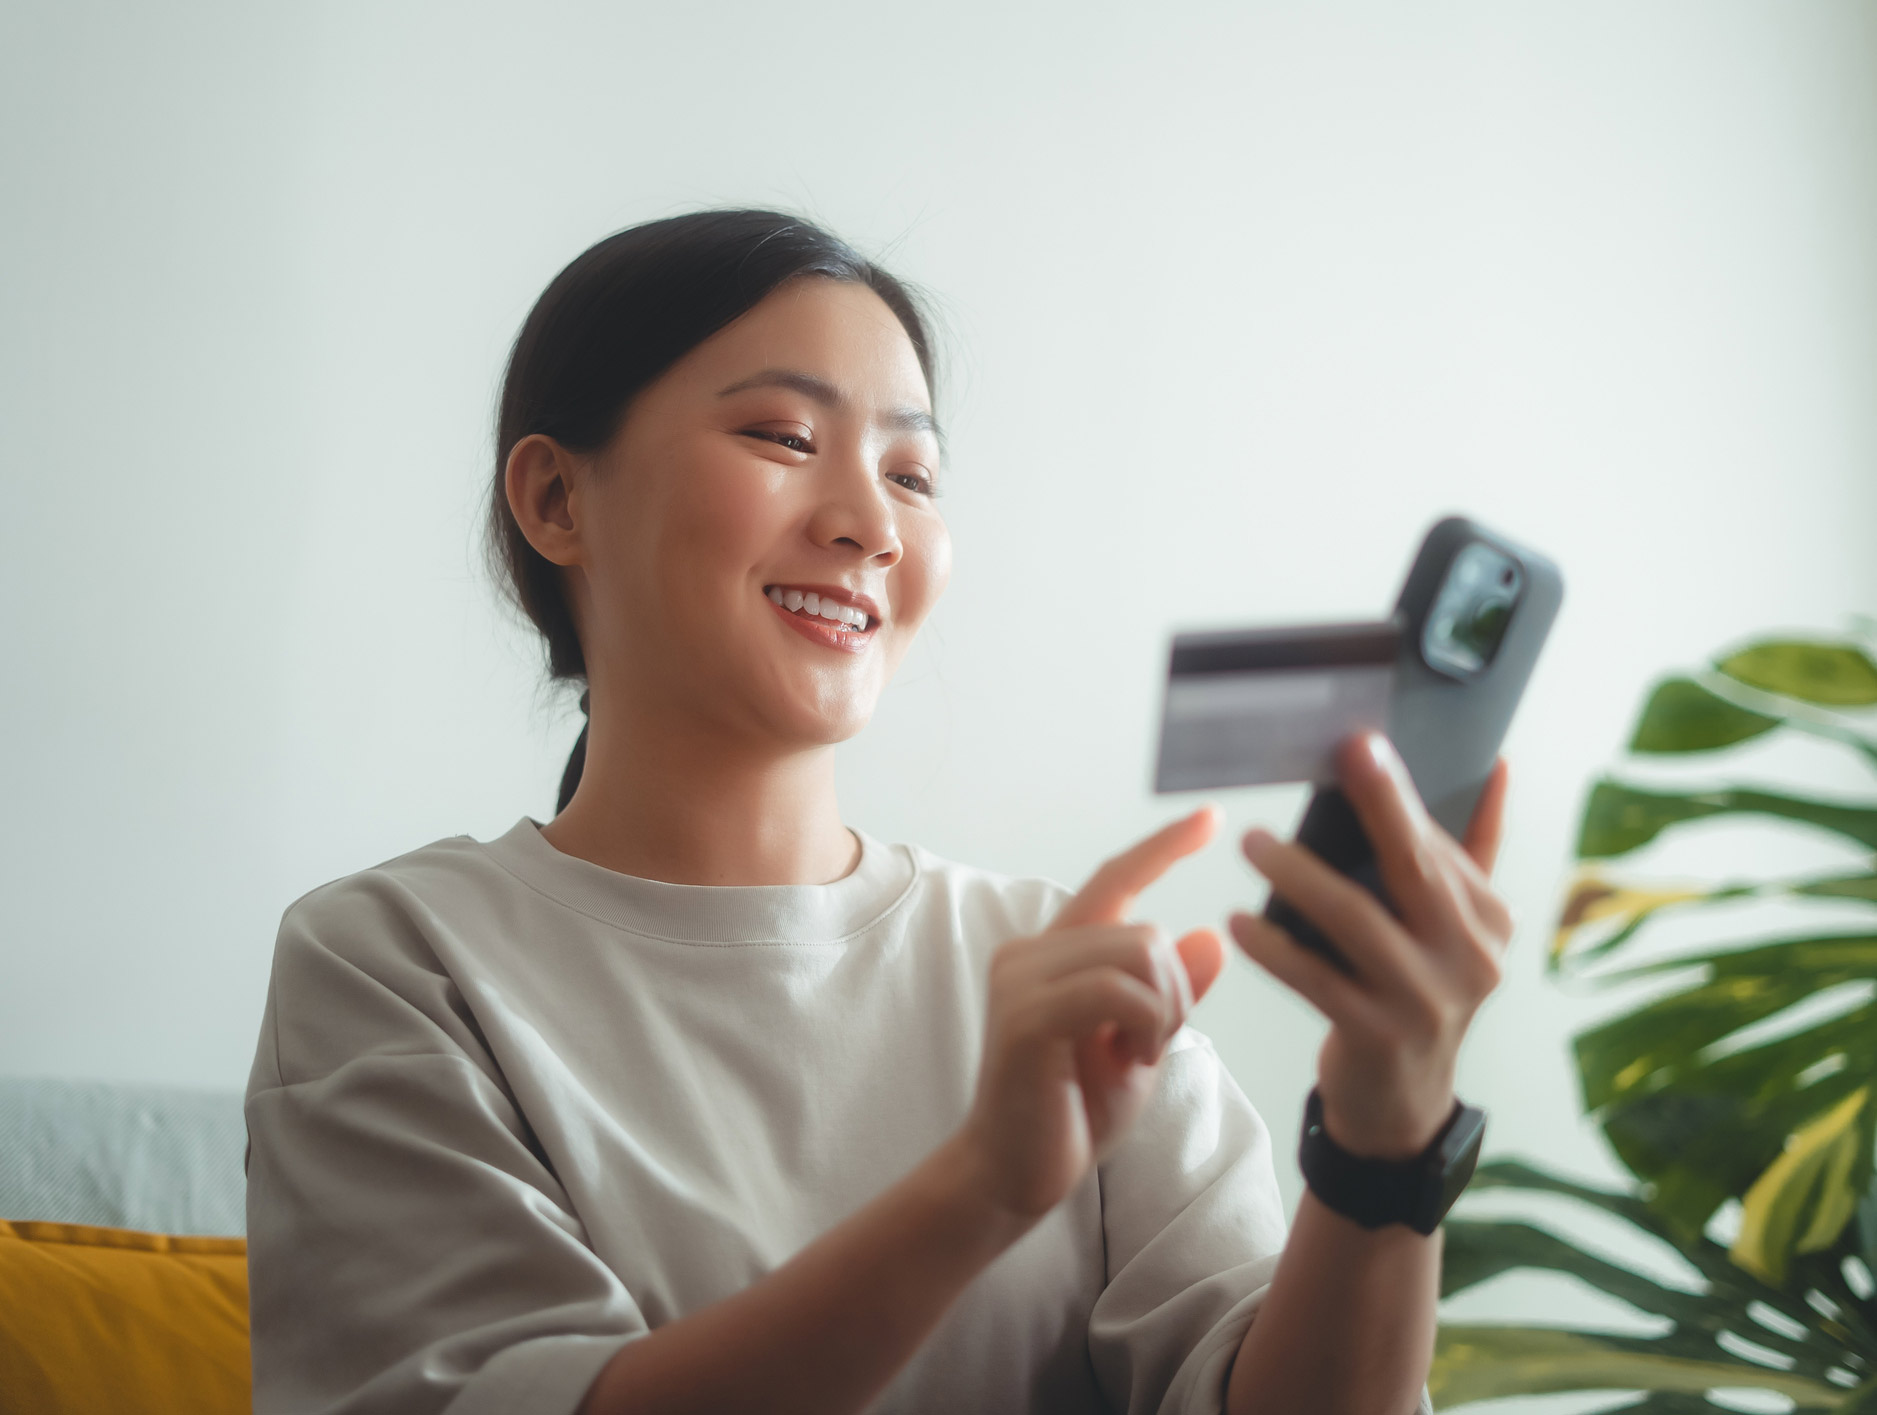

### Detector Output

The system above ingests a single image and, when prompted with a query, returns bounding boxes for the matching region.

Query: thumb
[1463,757,1511,874]
[1175,928,1226,1008]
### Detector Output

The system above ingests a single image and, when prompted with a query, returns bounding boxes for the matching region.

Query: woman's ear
[506,433,586,567]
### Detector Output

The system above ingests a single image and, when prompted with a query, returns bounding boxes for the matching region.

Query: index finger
[1053,806,1221,930]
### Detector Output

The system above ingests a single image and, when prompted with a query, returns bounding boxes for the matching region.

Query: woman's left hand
[1229,731,1514,1160]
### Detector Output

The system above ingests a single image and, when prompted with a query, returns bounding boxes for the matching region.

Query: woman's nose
[808,457,902,564]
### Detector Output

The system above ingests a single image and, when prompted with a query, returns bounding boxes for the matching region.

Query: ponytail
[556,690,590,815]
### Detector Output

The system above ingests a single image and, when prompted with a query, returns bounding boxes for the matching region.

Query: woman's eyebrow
[717,367,941,441]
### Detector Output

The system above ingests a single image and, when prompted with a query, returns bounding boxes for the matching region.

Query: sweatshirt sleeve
[244,873,645,1415]
[1086,1028,1433,1415]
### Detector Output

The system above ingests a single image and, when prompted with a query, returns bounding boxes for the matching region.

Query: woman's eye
[742,428,814,454]
[887,469,938,497]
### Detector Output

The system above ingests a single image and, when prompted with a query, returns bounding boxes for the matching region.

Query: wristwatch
[1298,1087,1486,1236]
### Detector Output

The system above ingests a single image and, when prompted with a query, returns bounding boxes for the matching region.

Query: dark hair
[484,209,938,813]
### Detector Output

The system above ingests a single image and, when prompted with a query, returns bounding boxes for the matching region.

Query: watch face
[1437,1108,1487,1217]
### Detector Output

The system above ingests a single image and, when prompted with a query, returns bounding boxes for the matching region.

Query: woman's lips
[767,597,874,652]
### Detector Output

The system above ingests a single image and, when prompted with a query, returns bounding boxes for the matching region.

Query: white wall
[4,0,1874,1375]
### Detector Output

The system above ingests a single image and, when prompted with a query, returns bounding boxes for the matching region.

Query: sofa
[0,1077,250,1412]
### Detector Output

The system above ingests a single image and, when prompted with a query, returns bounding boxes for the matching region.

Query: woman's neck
[537,700,858,887]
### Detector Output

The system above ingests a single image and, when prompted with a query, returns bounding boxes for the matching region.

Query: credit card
[1152,620,1400,792]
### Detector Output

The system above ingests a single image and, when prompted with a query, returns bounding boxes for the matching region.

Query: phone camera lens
[1421,542,1524,680]
[1461,599,1511,658]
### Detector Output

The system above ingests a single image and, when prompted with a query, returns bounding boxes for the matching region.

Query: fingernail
[1242,827,1275,856]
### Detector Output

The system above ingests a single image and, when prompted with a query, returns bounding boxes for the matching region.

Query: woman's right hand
[957,808,1227,1222]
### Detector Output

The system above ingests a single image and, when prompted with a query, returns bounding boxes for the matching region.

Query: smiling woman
[483,213,946,824]
[508,263,953,887]
[243,210,1502,1415]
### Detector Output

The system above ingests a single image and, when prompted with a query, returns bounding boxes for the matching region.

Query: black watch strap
[1298,1086,1486,1236]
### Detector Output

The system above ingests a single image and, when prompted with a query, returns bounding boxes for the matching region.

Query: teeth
[768,587,870,630]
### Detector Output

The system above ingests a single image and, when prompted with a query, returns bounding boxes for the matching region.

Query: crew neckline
[476,817,919,946]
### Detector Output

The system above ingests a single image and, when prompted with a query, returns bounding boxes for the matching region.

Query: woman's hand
[958,808,1228,1221]
[1230,733,1514,1159]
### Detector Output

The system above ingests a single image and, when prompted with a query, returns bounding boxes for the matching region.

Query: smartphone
[1152,515,1564,971]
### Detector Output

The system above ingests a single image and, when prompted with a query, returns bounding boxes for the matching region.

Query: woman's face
[554,277,950,749]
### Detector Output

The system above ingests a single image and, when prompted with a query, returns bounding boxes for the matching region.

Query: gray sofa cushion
[0,1077,246,1236]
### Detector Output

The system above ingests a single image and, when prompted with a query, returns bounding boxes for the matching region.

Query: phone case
[1263,516,1564,971]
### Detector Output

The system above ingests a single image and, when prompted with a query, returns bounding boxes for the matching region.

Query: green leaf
[1605,932,1877,984]
[1719,640,1877,707]
[1552,871,1877,978]
[1440,1220,1716,1329]
[1597,1033,1876,1247]
[1532,625,1877,1401]
[1568,934,1877,1244]
[1630,677,1783,753]
[1456,1162,1877,1346]
[1574,932,1877,1098]
[1577,780,1877,859]
[1733,1087,1871,1284]
[1551,871,1723,972]
[1431,1325,1846,1409]
[1437,1161,1877,1409]
[1439,1218,1843,1369]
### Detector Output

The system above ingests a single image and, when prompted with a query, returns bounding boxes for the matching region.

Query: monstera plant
[1431,628,1877,1412]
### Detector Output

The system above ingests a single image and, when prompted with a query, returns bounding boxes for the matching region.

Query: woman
[245,209,1512,1415]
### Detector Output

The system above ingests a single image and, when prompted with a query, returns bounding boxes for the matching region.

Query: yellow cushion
[0,1219,248,1415]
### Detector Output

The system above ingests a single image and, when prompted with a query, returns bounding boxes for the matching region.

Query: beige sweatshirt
[246,818,1331,1415]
